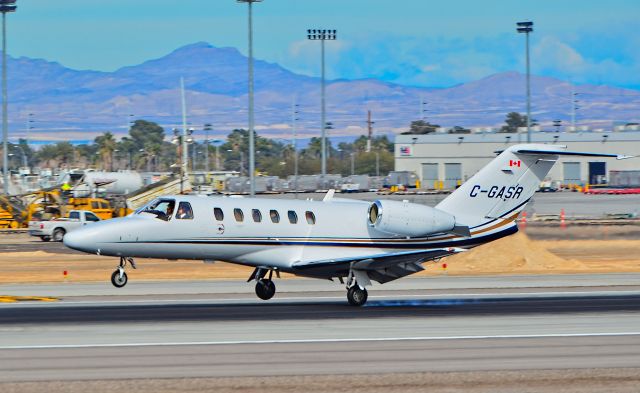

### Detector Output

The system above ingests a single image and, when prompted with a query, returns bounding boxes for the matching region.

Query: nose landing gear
[111,257,136,288]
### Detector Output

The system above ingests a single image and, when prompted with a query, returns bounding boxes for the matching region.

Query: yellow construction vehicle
[66,197,114,220]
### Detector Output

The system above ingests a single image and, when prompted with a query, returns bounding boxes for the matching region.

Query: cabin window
[234,208,244,222]
[214,207,224,221]
[69,211,80,220]
[252,209,262,223]
[139,199,175,221]
[287,210,298,224]
[176,202,194,220]
[305,211,316,225]
[270,209,280,223]
[85,212,100,222]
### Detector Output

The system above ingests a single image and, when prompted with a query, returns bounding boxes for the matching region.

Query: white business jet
[64,144,630,306]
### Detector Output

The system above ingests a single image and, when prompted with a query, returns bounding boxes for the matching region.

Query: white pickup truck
[28,210,102,242]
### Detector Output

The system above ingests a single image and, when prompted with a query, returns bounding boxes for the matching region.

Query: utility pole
[350,152,355,176]
[571,88,579,131]
[204,123,212,173]
[366,110,374,152]
[191,128,197,171]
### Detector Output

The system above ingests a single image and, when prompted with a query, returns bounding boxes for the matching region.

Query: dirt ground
[3,369,640,393]
[0,225,638,284]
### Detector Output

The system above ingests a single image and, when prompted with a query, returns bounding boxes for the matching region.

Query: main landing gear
[345,267,369,306]
[347,285,368,307]
[111,257,136,288]
[249,267,278,301]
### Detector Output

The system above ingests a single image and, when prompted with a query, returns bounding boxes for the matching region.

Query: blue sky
[10,0,640,89]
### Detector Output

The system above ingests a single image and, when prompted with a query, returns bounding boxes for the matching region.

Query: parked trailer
[610,170,640,188]
[384,171,419,188]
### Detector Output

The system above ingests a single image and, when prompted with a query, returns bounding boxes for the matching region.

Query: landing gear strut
[345,267,369,306]
[111,257,136,288]
[250,267,278,301]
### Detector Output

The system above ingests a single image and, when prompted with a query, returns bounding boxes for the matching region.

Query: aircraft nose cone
[63,229,95,253]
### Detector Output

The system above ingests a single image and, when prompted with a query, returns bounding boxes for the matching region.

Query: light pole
[307,28,337,186]
[237,0,262,196]
[1,0,16,195]
[291,98,299,196]
[517,21,533,143]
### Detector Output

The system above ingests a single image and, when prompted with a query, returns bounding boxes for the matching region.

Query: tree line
[4,120,395,177]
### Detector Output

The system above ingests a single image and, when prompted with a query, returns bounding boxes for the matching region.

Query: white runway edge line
[2,332,640,350]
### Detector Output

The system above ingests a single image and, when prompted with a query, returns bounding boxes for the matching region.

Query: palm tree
[95,132,117,171]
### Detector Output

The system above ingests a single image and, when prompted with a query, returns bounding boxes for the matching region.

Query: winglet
[323,189,335,202]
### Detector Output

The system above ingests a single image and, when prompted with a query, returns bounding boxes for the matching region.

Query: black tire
[40,236,51,242]
[52,228,66,242]
[111,270,128,288]
[255,279,276,300]
[347,286,368,307]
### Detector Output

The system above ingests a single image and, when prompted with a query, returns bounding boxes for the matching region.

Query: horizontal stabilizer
[513,147,633,160]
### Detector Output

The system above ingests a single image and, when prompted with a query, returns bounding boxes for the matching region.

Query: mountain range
[7,41,640,143]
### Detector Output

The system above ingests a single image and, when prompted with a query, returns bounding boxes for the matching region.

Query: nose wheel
[249,267,278,301]
[111,268,128,288]
[111,257,136,288]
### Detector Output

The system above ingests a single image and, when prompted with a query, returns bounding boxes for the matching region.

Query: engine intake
[368,199,456,237]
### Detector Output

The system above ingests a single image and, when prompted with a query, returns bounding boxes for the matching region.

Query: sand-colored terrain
[0,231,638,283]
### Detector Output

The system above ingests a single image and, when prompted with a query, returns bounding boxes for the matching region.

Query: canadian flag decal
[509,160,521,167]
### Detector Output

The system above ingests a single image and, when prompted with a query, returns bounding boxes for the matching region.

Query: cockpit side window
[139,199,176,221]
[176,202,194,220]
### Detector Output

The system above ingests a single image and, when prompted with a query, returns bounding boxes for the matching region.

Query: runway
[2,275,640,389]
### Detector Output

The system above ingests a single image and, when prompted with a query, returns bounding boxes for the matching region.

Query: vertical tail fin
[436,144,621,229]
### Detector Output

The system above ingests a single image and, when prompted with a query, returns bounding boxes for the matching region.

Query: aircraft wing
[291,247,465,284]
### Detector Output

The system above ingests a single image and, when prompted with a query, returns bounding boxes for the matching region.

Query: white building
[395,131,640,188]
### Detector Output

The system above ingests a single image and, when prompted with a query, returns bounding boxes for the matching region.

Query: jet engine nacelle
[367,199,456,237]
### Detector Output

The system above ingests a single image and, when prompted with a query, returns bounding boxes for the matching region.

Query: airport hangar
[394,130,640,189]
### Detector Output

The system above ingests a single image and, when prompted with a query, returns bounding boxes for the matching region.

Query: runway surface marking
[0,295,58,303]
[4,289,639,306]
[2,331,639,350]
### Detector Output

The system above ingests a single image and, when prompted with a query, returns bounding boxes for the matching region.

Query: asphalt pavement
[1,276,640,385]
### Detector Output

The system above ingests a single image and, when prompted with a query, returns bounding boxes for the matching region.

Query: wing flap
[292,247,465,282]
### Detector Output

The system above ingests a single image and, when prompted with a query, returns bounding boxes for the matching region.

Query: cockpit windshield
[138,199,176,221]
